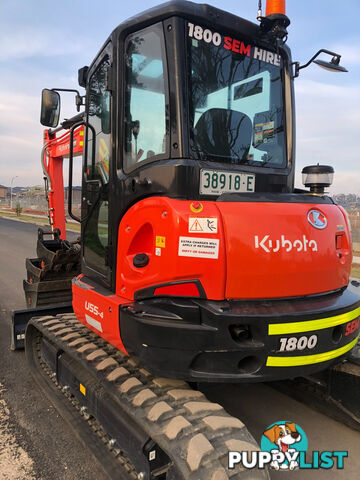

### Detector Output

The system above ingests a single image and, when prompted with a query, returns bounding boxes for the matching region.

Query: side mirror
[40,89,60,127]
[292,49,348,78]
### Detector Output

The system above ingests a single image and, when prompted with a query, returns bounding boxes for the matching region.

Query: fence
[3,192,360,244]
[6,191,81,218]
[349,213,360,244]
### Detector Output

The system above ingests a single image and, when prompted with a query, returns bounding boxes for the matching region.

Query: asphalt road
[0,218,108,480]
[0,216,359,480]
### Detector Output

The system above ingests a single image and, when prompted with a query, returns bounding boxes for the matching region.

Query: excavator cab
[78,1,294,292]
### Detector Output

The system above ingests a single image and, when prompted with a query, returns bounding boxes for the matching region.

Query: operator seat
[193,108,252,162]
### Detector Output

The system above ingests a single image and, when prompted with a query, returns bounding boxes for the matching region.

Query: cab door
[82,43,112,286]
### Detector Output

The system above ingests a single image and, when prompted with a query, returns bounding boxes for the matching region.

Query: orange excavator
[11,0,360,478]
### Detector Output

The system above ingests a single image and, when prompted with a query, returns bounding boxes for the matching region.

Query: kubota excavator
[11,0,360,478]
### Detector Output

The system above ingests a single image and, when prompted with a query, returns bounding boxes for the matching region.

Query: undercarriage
[25,313,267,480]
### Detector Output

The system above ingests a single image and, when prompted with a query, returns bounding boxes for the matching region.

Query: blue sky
[0,0,359,193]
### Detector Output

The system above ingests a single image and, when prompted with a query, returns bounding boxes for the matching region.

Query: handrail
[68,121,96,223]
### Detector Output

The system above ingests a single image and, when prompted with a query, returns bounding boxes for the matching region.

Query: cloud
[294,79,360,194]
[328,172,360,196]
[295,171,360,196]
[331,44,360,67]
[0,26,95,62]
[0,90,77,187]
[1,42,359,196]
[0,91,43,185]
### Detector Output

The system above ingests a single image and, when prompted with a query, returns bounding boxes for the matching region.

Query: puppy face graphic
[264,422,301,453]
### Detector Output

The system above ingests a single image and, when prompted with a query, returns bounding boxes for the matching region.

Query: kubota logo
[255,235,318,253]
[307,210,327,229]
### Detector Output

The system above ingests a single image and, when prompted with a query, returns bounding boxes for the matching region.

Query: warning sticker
[189,217,218,234]
[254,121,275,146]
[156,236,166,248]
[178,236,219,259]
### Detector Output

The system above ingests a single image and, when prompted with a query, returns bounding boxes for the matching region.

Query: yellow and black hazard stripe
[266,306,360,367]
[268,307,360,336]
[266,337,358,367]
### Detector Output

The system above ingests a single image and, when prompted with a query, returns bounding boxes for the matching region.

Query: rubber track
[29,313,269,480]
[28,321,138,479]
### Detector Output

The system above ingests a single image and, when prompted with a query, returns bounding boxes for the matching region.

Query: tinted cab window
[124,23,169,171]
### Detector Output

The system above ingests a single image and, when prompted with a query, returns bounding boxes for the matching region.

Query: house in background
[0,185,7,202]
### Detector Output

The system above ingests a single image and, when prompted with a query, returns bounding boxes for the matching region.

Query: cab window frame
[186,24,289,170]
[82,42,113,284]
[122,21,170,174]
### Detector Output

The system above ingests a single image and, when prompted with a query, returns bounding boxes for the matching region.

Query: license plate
[199,169,255,195]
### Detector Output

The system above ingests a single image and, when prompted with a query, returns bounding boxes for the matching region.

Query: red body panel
[115,197,351,301]
[72,196,352,360]
[72,276,128,354]
[218,202,351,298]
[116,197,227,300]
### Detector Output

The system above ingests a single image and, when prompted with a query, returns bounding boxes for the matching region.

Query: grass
[0,209,80,233]
[0,210,49,225]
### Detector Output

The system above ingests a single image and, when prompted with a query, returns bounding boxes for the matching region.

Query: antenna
[257,0,262,20]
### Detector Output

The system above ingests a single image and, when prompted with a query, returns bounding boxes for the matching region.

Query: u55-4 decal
[85,301,104,319]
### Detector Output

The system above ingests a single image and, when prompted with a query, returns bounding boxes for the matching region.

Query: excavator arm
[42,114,85,239]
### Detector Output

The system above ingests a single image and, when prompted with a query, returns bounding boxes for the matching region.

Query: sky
[0,0,359,194]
